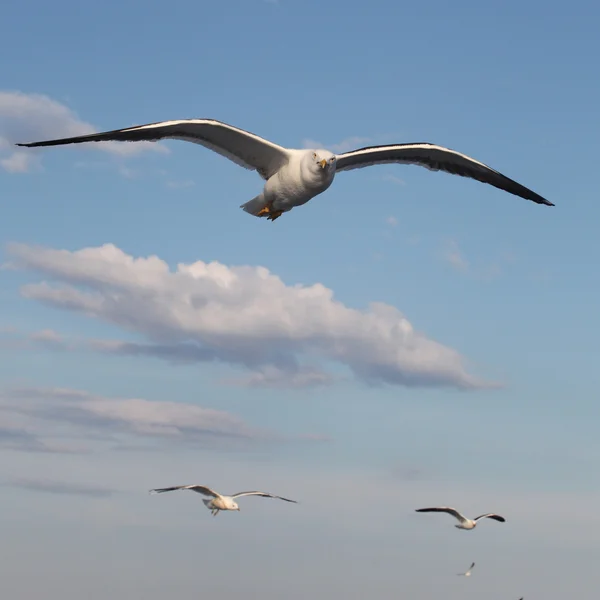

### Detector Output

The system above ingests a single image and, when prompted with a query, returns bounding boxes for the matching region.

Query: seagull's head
[308,149,336,174]
[232,501,240,511]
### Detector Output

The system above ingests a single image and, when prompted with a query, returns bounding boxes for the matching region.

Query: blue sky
[1,0,599,598]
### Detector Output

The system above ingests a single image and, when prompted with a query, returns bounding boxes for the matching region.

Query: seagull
[16,118,553,221]
[457,562,476,577]
[148,484,297,516]
[415,507,506,530]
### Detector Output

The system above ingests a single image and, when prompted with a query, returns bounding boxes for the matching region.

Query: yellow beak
[319,159,327,169]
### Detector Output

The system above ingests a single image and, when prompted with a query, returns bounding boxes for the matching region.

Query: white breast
[264,150,335,211]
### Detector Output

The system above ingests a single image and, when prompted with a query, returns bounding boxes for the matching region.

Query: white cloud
[225,365,335,388]
[443,239,469,272]
[4,477,117,498]
[382,173,406,186]
[0,386,273,453]
[165,179,195,189]
[0,90,168,173]
[29,328,63,344]
[302,136,372,154]
[0,150,37,173]
[441,239,515,280]
[386,216,398,227]
[6,242,495,390]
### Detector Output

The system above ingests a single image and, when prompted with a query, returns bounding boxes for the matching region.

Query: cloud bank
[0,91,167,172]
[6,243,494,390]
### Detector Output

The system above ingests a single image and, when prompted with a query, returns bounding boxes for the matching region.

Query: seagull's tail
[240,195,268,217]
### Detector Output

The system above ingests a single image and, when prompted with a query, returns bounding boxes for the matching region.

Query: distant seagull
[149,484,297,516]
[16,119,553,221]
[416,507,506,530]
[457,562,475,576]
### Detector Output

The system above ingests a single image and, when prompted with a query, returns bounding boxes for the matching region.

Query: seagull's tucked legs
[257,205,284,221]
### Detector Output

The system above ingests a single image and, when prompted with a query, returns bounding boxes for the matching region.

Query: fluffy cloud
[6,243,494,390]
[0,90,167,172]
[0,386,271,454]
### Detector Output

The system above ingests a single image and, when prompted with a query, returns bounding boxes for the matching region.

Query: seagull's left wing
[149,485,220,497]
[16,119,290,180]
[231,491,297,503]
[473,513,506,522]
[335,143,553,207]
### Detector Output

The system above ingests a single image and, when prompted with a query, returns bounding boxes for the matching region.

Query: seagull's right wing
[149,484,220,497]
[473,513,506,523]
[231,491,297,503]
[415,507,468,523]
[457,562,475,576]
[16,119,291,180]
[335,143,553,206]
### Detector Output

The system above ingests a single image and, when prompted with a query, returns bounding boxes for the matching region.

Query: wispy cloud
[224,365,336,388]
[386,216,398,227]
[0,386,279,454]
[4,478,117,498]
[441,238,515,280]
[0,90,168,173]
[6,242,497,390]
[443,239,469,272]
[302,136,372,154]
[0,421,85,454]
[382,174,406,186]
[389,462,425,482]
[165,179,195,189]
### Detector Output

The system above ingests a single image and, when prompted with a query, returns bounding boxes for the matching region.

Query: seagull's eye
[329,157,335,162]
[312,152,317,159]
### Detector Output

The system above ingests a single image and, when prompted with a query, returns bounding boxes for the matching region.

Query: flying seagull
[149,484,297,516]
[415,507,506,530]
[457,562,476,577]
[16,119,553,221]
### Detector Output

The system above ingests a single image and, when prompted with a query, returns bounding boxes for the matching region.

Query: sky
[1,0,599,598]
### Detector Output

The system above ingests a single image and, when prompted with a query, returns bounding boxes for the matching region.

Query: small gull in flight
[416,506,506,530]
[149,484,297,516]
[17,118,553,221]
[457,562,475,576]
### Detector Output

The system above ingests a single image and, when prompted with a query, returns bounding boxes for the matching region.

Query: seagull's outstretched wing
[457,562,475,576]
[231,491,297,503]
[16,119,291,180]
[473,513,506,523]
[335,143,553,207]
[415,506,469,523]
[149,484,220,497]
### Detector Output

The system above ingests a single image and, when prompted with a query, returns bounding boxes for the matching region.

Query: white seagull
[16,118,553,221]
[457,562,476,577]
[149,484,297,516]
[416,506,506,530]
